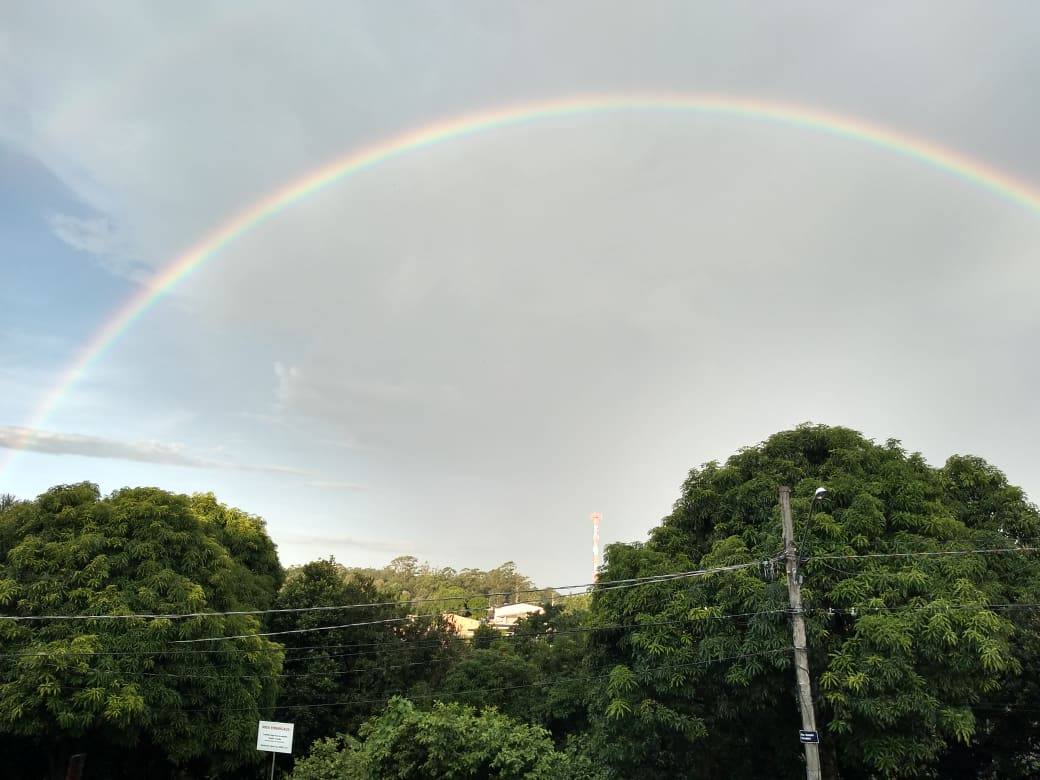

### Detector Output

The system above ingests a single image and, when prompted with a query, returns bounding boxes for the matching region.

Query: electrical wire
[8,587,1040,661]
[176,646,795,714]
[171,613,434,643]
[280,608,790,665]
[81,621,719,682]
[167,563,768,644]
[0,560,765,623]
[813,602,1040,616]
[0,607,791,660]
[142,655,454,681]
[808,546,1040,561]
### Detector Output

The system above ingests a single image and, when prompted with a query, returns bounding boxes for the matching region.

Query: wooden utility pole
[780,486,822,780]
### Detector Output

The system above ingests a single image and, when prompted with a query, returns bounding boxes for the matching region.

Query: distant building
[443,612,481,638]
[488,602,544,631]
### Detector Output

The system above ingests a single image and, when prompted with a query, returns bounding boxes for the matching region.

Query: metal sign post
[257,720,294,779]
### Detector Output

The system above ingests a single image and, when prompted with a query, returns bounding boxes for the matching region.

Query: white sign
[257,721,294,754]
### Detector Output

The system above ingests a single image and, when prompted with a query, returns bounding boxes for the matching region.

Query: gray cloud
[3,3,1040,580]
[278,532,411,554]
[0,426,307,476]
[272,362,300,408]
[46,213,144,280]
[304,480,368,491]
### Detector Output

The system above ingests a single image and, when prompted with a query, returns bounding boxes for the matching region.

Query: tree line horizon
[2,423,1039,779]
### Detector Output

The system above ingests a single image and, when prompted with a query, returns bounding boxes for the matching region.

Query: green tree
[471,622,499,649]
[587,425,1040,778]
[0,484,284,779]
[509,604,592,741]
[289,697,586,779]
[437,646,543,724]
[270,559,464,755]
[433,604,592,743]
[190,492,282,610]
[339,557,553,618]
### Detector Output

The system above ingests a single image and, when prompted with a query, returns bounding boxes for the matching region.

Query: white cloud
[47,213,143,279]
[273,362,300,408]
[278,532,411,554]
[304,480,367,491]
[0,425,306,476]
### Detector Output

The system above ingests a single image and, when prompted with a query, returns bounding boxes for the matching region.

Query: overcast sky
[2,2,1039,584]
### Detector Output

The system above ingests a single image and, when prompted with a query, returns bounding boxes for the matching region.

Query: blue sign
[799,730,820,744]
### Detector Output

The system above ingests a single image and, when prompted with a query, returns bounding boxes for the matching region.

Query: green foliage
[289,697,579,779]
[431,604,593,744]
[190,493,283,609]
[270,558,464,755]
[471,622,499,649]
[333,556,555,616]
[587,425,1040,778]
[507,604,593,740]
[6,428,1040,780]
[437,647,543,722]
[0,484,284,777]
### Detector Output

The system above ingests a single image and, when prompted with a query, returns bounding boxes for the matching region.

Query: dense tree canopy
[438,603,591,741]
[342,556,554,616]
[288,697,595,779]
[587,425,1040,778]
[0,484,284,779]
[270,558,463,757]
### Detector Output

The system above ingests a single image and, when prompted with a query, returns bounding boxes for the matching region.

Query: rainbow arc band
[6,94,1040,476]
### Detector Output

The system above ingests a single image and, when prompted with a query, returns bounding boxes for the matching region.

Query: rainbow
[6,93,1040,477]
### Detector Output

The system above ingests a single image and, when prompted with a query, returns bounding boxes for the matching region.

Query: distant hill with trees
[292,555,558,617]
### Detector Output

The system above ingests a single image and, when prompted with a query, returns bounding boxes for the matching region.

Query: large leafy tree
[587,425,1040,778]
[288,697,597,779]
[0,484,285,779]
[437,604,592,741]
[190,492,282,611]
[270,559,464,756]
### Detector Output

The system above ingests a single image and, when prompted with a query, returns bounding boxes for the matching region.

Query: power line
[972,702,1040,715]
[9,594,1040,661]
[0,560,765,623]
[172,613,433,643]
[143,655,453,681]
[280,608,788,665]
[0,607,791,660]
[29,646,794,714]
[217,609,792,670]
[8,595,1040,661]
[10,544,1031,626]
[183,647,794,714]
[8,594,1040,661]
[808,546,1040,562]
[168,563,768,644]
[815,602,1040,616]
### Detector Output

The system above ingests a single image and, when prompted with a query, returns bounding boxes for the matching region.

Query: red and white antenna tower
[590,512,602,582]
